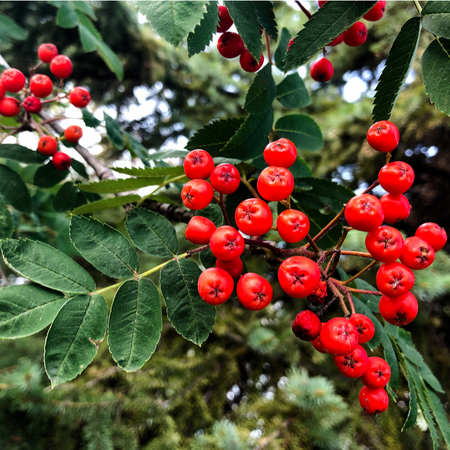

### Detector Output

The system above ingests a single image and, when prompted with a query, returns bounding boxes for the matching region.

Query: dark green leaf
[82,109,101,128]
[253,2,278,41]
[423,3,450,39]
[123,133,150,166]
[71,159,89,179]
[56,2,79,28]
[389,325,424,367]
[195,204,224,228]
[96,40,125,82]
[111,165,184,178]
[424,387,450,447]
[70,194,140,215]
[72,1,97,20]
[274,27,291,71]
[423,2,450,14]
[33,162,69,189]
[353,278,380,313]
[402,362,418,431]
[383,333,400,391]
[276,73,312,109]
[244,64,276,115]
[0,164,32,213]
[77,177,159,194]
[148,149,188,160]
[104,112,124,149]
[78,23,97,52]
[0,144,47,164]
[188,0,219,57]
[0,195,13,239]
[289,157,313,178]
[0,14,28,45]
[200,248,216,269]
[53,182,78,213]
[274,114,323,151]
[419,361,445,393]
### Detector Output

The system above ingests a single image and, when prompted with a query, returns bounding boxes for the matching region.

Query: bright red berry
[364,0,386,21]
[400,236,435,270]
[1,69,26,93]
[235,198,273,236]
[359,386,389,415]
[334,345,368,378]
[209,163,240,194]
[183,149,214,180]
[379,292,418,326]
[277,209,310,243]
[30,74,53,98]
[52,152,71,171]
[367,120,400,153]
[345,194,384,232]
[237,272,273,311]
[307,280,327,306]
[318,1,328,6]
[415,223,447,252]
[209,226,244,261]
[69,87,91,108]
[37,135,58,156]
[361,357,391,389]
[376,262,415,298]
[217,32,244,59]
[378,161,414,194]
[217,5,233,33]
[239,49,264,73]
[380,193,410,224]
[197,267,234,305]
[181,179,214,211]
[185,216,216,245]
[365,226,404,263]
[257,166,294,202]
[38,43,58,63]
[319,317,359,356]
[278,256,321,298]
[264,139,297,168]
[23,96,42,114]
[328,34,344,46]
[216,258,243,279]
[0,97,21,117]
[287,38,295,51]
[50,55,73,79]
[64,125,83,144]
[0,81,5,101]
[312,335,328,353]
[343,21,367,47]
[292,310,322,341]
[310,58,334,82]
[349,314,375,344]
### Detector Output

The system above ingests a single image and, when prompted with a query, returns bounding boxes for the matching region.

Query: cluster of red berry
[216,5,264,73]
[0,43,90,171]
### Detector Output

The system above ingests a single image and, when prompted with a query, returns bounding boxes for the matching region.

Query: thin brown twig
[306,206,345,248]
[241,177,260,199]
[0,126,23,143]
[186,245,209,258]
[264,31,273,65]
[317,295,338,317]
[219,193,231,226]
[306,234,320,253]
[295,0,313,19]
[341,260,378,286]
[327,277,350,317]
[340,251,375,259]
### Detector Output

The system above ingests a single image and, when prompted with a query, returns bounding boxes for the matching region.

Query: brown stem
[264,31,273,65]
[316,295,338,317]
[0,126,23,143]
[241,177,260,199]
[186,245,209,258]
[40,116,67,125]
[341,260,378,286]
[335,226,352,250]
[30,117,45,137]
[326,277,350,317]
[306,206,345,249]
[279,246,316,258]
[340,251,375,259]
[345,291,356,315]
[306,234,320,253]
[362,179,380,194]
[386,152,391,165]
[295,0,313,19]
[244,238,280,255]
[219,193,231,226]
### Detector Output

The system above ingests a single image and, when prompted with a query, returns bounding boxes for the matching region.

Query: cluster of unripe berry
[0,43,90,171]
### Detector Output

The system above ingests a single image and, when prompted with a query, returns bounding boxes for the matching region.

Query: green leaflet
[200,248,216,269]
[0,13,28,45]
[0,195,13,239]
[77,177,159,194]
[187,0,219,57]
[111,165,184,178]
[423,2,450,39]
[148,149,188,160]
[0,164,32,213]
[274,115,323,151]
[244,64,276,115]
[104,112,124,149]
[276,73,312,110]
[0,144,47,164]
[33,162,69,188]
[82,109,102,128]
[195,204,223,228]
[69,194,141,215]
[71,159,89,179]
[123,133,150,165]
[401,360,418,431]
[56,2,79,28]
[53,182,79,213]
[274,27,291,71]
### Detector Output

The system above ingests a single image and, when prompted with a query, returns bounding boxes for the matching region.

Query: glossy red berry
[50,55,73,79]
[318,1,328,6]
[277,209,310,243]
[30,74,53,98]
[364,0,386,21]
[183,149,214,180]
[181,179,214,211]
[217,32,244,59]
[23,96,42,114]
[0,97,21,117]
[0,81,5,101]
[319,317,359,356]
[400,236,435,270]
[292,310,322,341]
[64,125,83,144]
[359,386,389,415]
[349,314,375,344]
[38,43,58,63]
[185,216,216,245]
[264,139,297,168]
[345,194,384,232]
[216,258,243,279]
[376,262,415,298]
[365,226,404,263]
[235,198,273,236]
[328,34,344,46]
[69,87,91,108]
[278,256,321,298]
[198,267,234,306]
[343,21,367,47]
[52,152,71,171]
[1,69,25,93]
[237,272,273,311]
[307,280,327,306]
[415,223,447,252]
[209,163,240,194]
[37,135,58,156]
[312,335,328,353]
[380,193,410,224]
[378,161,414,194]
[367,121,400,153]
[239,49,264,73]
[310,58,334,82]
[361,357,391,389]
[217,5,233,33]
[334,345,368,378]
[257,166,294,202]
[209,226,245,261]
[379,292,418,326]
[287,38,295,51]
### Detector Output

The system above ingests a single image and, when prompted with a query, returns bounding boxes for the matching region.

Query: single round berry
[0,81,5,101]
[209,226,245,261]
[38,43,58,63]
[217,32,244,59]
[198,267,234,306]
[365,226,404,263]
[343,21,367,47]
[319,317,359,356]
[359,386,389,415]
[1,69,26,93]
[216,258,243,279]
[23,96,42,114]
[312,335,328,353]
[367,120,400,153]
[210,163,240,194]
[345,194,384,232]
[328,34,344,46]
[50,55,73,79]
[237,272,273,311]
[307,280,328,306]
[378,161,414,195]
[361,357,391,389]
[310,58,334,82]
[292,310,322,341]
[264,139,297,168]
[185,216,216,245]
[235,198,273,236]
[349,314,375,344]
[52,152,71,171]
[363,0,386,21]
[400,236,435,270]
[69,87,91,108]
[415,223,447,252]
[257,166,294,202]
[380,193,410,224]
[379,292,418,326]
[334,345,368,378]
[239,49,264,73]
[30,74,53,98]
[37,135,58,156]
[183,149,214,180]
[217,5,233,33]
[278,256,321,298]
[277,209,310,243]
[181,179,214,211]
[64,125,83,144]
[287,38,295,51]
[376,262,415,298]
[0,97,21,117]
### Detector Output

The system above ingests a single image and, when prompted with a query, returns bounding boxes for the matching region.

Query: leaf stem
[341,260,378,286]
[216,193,231,226]
[241,176,260,199]
[136,174,187,206]
[413,0,422,14]
[340,250,375,259]
[264,30,273,65]
[295,0,313,19]
[307,207,345,248]
[306,234,320,253]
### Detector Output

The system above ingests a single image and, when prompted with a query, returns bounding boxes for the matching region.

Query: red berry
[319,317,359,356]
[1,69,25,93]
[239,49,264,73]
[365,226,404,263]
[217,32,244,59]
[334,345,368,378]
[328,34,344,46]
[209,163,240,194]
[359,386,389,415]
[287,38,295,51]
[363,0,386,21]
[307,280,327,306]
[415,223,447,252]
[310,58,334,82]
[50,55,73,79]
[400,236,435,270]
[37,135,58,156]
[64,125,83,144]
[349,314,375,344]
[185,216,216,245]
[183,149,214,180]
[380,193,410,224]
[69,87,91,108]
[38,43,58,63]
[23,96,42,114]
[367,120,400,153]
[361,357,391,389]
[30,74,53,98]
[257,166,294,202]
[216,258,243,279]
[292,310,322,341]
[263,139,297,168]
[278,256,321,298]
[181,179,214,211]
[0,81,5,101]
[197,267,234,305]
[379,292,418,326]
[52,152,71,171]
[343,22,367,47]
[376,262,415,298]
[345,194,384,232]
[277,209,310,243]
[312,335,328,353]
[236,272,273,311]
[235,198,273,236]
[0,97,21,117]
[378,161,414,194]
[217,5,233,33]
[318,1,328,6]
[209,226,245,261]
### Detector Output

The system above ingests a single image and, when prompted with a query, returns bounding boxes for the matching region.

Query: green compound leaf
[289,158,313,178]
[0,195,13,239]
[56,2,79,28]
[53,182,79,213]
[148,149,188,160]
[425,387,450,448]
[419,362,445,393]
[137,1,207,47]
[126,207,178,258]
[373,17,422,122]
[124,133,150,165]
[69,194,141,215]
[423,2,450,39]
[274,114,323,152]
[383,333,400,393]
[71,159,89,179]
[276,73,312,110]
[253,2,278,41]
[187,0,219,57]
[77,177,158,194]
[160,258,216,346]
[111,165,184,178]
[0,144,47,164]
[0,14,28,45]
[0,164,32,213]
[200,248,216,269]
[1,239,95,294]
[104,112,124,149]
[422,38,450,116]
[274,27,291,71]
[353,278,380,313]
[33,161,69,189]
[284,1,377,71]
[402,364,418,431]
[0,284,67,339]
[244,64,276,116]
[108,279,162,372]
[44,294,107,387]
[82,109,101,128]
[195,204,223,228]
[73,1,96,20]
[70,216,139,279]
